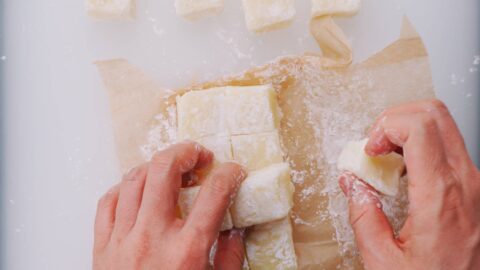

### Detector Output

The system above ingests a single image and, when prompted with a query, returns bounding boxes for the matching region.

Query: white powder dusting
[216,29,252,60]
[140,104,178,160]
[137,55,411,269]
[298,62,409,269]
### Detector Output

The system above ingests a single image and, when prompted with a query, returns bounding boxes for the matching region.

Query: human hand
[339,99,480,270]
[93,141,247,270]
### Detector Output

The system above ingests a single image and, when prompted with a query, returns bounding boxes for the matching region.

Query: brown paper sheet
[96,18,434,269]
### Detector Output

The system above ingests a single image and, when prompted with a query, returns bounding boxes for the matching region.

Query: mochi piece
[176,87,228,140]
[245,218,297,270]
[231,131,284,171]
[175,0,224,20]
[197,135,233,163]
[337,139,405,196]
[178,186,234,231]
[86,0,135,19]
[193,135,233,184]
[242,0,296,33]
[225,85,280,135]
[311,0,361,18]
[231,163,294,228]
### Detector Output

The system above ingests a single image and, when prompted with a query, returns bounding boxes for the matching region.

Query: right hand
[339,99,480,270]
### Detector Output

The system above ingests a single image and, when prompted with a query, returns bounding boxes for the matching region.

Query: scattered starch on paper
[140,104,178,160]
[1,56,6,61]
[138,55,409,269]
[298,60,409,269]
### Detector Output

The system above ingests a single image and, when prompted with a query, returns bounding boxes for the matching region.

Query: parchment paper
[96,18,435,269]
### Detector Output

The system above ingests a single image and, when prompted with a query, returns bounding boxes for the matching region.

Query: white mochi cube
[311,0,361,18]
[231,131,284,171]
[86,0,135,19]
[175,0,224,20]
[225,85,280,135]
[242,0,296,33]
[337,139,405,196]
[231,163,294,228]
[245,218,297,270]
[176,87,228,140]
[197,135,233,163]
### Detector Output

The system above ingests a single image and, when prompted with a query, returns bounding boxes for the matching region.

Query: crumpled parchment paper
[96,18,435,270]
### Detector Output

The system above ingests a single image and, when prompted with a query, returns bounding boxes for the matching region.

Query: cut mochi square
[231,163,294,228]
[175,0,224,20]
[337,138,405,196]
[197,135,233,163]
[311,0,362,18]
[245,217,297,270]
[178,186,234,231]
[176,87,228,140]
[231,131,284,171]
[225,85,280,135]
[86,0,135,19]
[242,0,296,33]
[193,135,233,183]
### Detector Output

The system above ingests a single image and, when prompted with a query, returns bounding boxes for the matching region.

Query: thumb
[214,229,246,270]
[339,173,401,268]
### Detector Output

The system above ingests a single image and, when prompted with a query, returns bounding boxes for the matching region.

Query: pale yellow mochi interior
[178,186,234,231]
[197,135,233,163]
[311,0,362,17]
[176,85,296,268]
[337,139,405,196]
[176,85,279,140]
[176,87,227,140]
[175,0,223,20]
[246,218,297,270]
[231,163,294,228]
[225,85,280,135]
[231,131,284,171]
[86,0,135,19]
[242,0,296,33]
[194,135,233,183]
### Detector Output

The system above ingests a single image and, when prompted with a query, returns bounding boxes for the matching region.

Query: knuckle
[416,113,437,131]
[426,99,449,115]
[151,142,201,173]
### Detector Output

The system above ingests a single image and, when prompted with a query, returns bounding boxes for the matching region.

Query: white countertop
[1,0,479,269]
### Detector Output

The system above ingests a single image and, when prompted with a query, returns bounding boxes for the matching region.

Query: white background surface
[1,0,479,269]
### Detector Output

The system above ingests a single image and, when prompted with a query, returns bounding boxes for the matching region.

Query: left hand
[93,141,247,270]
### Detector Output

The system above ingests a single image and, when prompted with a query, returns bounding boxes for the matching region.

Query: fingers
[366,99,472,171]
[214,229,246,270]
[366,111,450,189]
[138,141,213,225]
[184,163,246,246]
[339,173,400,269]
[94,184,120,251]
[112,164,148,239]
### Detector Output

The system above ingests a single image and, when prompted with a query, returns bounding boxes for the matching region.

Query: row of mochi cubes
[176,85,297,269]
